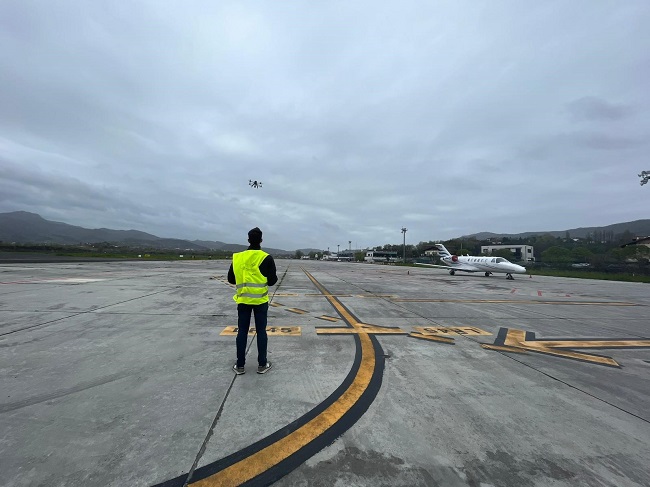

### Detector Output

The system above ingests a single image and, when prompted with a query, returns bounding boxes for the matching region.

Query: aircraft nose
[515,264,526,273]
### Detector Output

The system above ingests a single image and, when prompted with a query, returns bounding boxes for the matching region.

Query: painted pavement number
[219,326,301,336]
[482,327,650,368]
[409,326,491,344]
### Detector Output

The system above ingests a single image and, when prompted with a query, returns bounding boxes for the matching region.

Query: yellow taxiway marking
[392,298,639,306]
[303,294,395,298]
[355,294,397,299]
[285,307,308,314]
[316,315,341,322]
[274,293,299,296]
[481,344,528,354]
[305,293,353,297]
[413,326,492,336]
[193,269,389,486]
[316,323,407,335]
[197,331,373,485]
[482,328,650,367]
[219,326,301,337]
[270,302,284,307]
[409,332,455,344]
[532,338,650,348]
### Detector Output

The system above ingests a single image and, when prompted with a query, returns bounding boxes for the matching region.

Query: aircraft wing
[413,263,449,269]
[413,263,480,272]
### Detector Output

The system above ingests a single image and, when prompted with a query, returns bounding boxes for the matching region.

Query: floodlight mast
[401,227,407,263]
[640,171,649,186]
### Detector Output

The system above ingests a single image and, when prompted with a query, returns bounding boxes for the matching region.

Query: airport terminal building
[480,244,535,262]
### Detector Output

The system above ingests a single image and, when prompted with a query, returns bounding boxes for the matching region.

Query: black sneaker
[233,364,245,375]
[257,362,272,374]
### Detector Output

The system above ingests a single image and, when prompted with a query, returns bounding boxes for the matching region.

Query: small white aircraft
[415,244,527,280]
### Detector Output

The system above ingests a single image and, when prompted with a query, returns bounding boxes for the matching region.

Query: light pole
[401,227,407,263]
[337,244,340,255]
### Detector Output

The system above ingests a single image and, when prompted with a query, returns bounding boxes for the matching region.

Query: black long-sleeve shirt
[227,246,278,286]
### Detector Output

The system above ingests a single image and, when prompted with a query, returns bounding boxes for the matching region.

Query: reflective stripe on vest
[232,250,269,304]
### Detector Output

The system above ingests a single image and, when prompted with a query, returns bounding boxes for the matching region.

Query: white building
[480,244,535,262]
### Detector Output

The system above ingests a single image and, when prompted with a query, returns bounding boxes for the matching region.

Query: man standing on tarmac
[228,227,278,375]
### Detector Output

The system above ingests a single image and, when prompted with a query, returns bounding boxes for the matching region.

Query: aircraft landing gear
[449,270,455,276]
[485,272,491,277]
[506,273,514,280]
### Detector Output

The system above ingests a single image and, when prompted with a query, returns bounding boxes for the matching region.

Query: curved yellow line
[192,269,374,486]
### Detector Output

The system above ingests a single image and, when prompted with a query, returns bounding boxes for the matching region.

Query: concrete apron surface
[1,260,649,486]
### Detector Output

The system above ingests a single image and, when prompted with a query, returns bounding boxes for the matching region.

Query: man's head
[248,227,263,246]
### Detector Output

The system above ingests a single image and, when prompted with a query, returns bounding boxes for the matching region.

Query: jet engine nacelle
[451,255,459,262]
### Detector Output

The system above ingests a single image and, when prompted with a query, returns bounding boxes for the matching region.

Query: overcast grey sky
[1,1,648,251]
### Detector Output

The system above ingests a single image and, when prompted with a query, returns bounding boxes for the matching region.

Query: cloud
[1,1,649,250]
[566,96,633,122]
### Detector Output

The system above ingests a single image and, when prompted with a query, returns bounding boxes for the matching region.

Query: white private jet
[415,244,527,280]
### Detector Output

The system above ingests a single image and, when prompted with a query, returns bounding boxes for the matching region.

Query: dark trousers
[236,302,269,367]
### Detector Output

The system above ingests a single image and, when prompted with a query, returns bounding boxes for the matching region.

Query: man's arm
[260,255,278,286]
[227,263,236,284]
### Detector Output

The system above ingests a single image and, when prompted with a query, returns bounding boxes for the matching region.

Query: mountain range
[1,211,649,253]
[0,211,294,254]
[463,220,650,240]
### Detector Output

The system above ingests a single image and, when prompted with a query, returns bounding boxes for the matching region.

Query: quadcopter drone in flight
[639,171,649,186]
[248,180,263,189]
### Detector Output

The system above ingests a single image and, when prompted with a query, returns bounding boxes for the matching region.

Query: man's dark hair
[248,227,263,245]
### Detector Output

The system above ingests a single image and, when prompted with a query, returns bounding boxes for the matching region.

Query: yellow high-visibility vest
[232,250,269,304]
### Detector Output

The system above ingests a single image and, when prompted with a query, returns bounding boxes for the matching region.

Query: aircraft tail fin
[435,244,451,256]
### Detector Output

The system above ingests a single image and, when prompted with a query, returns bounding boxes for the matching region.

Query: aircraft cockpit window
[495,257,508,263]
[491,258,496,263]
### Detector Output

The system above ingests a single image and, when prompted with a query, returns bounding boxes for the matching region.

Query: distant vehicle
[571,263,590,268]
[323,253,352,262]
[364,250,398,263]
[414,244,527,280]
